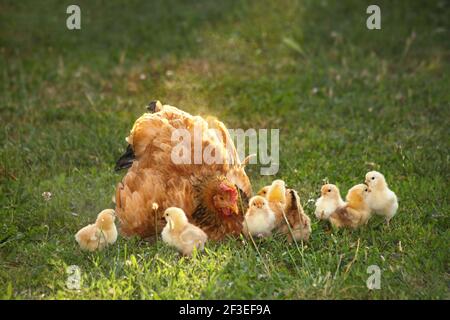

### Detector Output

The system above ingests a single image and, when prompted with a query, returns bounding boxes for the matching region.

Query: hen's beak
[230,203,239,215]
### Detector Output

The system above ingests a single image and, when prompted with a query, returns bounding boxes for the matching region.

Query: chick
[257,186,270,197]
[243,196,276,238]
[161,207,207,256]
[266,179,286,204]
[365,171,398,225]
[75,209,118,251]
[279,189,312,242]
[314,184,345,220]
[329,184,372,229]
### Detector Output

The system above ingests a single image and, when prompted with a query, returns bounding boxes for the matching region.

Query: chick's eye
[364,189,368,192]
[372,177,375,180]
[328,189,331,192]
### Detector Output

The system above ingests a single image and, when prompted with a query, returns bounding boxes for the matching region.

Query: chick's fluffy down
[161,208,208,256]
[243,196,277,237]
[75,225,107,251]
[75,209,118,251]
[162,225,207,256]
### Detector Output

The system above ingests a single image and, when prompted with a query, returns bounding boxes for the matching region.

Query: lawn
[0,0,449,299]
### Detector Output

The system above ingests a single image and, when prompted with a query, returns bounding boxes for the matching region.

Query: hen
[114,101,252,241]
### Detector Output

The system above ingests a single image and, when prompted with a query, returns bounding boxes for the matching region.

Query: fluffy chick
[161,207,207,256]
[279,189,312,242]
[75,209,118,251]
[266,179,286,203]
[329,184,372,229]
[365,171,398,225]
[259,183,311,241]
[257,186,270,197]
[315,184,345,220]
[243,196,276,238]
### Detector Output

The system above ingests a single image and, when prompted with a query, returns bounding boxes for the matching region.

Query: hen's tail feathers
[147,100,162,113]
[115,144,135,171]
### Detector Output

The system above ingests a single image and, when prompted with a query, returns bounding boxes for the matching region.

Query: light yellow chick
[329,184,372,229]
[75,209,118,251]
[161,207,207,256]
[365,171,398,225]
[266,179,286,203]
[315,184,345,220]
[243,196,276,238]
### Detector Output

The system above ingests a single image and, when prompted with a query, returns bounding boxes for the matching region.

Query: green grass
[0,0,449,299]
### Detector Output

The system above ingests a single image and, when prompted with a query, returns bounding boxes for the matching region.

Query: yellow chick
[266,179,286,203]
[75,209,118,251]
[161,207,208,256]
[243,196,276,238]
[329,184,372,229]
[259,183,311,241]
[279,189,312,242]
[314,184,345,220]
[257,186,270,197]
[365,171,398,225]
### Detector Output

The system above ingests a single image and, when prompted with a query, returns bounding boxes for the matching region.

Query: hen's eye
[371,177,375,180]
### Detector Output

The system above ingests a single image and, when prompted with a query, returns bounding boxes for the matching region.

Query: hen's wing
[116,167,196,238]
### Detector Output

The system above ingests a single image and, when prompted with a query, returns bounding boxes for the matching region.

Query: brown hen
[114,101,252,241]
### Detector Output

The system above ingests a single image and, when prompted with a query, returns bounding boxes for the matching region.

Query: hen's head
[211,180,239,218]
[193,175,247,240]
[198,176,241,219]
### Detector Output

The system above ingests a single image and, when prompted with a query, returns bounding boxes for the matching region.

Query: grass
[0,0,449,299]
